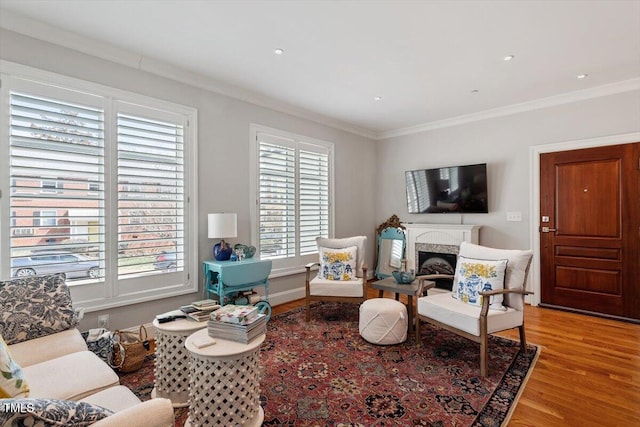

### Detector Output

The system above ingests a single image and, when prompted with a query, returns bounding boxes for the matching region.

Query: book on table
[191,299,219,309]
[207,313,266,343]
[180,299,221,317]
[211,304,259,324]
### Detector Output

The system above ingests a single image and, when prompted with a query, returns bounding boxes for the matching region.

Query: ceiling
[1,0,639,138]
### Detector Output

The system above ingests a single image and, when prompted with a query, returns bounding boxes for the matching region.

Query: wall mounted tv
[405,163,488,213]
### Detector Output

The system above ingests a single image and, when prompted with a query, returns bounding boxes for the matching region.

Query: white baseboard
[267,287,306,306]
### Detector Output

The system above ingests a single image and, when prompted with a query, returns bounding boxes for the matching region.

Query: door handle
[541,227,557,233]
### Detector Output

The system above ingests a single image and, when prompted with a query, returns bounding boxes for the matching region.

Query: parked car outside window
[154,251,177,271]
[11,251,100,280]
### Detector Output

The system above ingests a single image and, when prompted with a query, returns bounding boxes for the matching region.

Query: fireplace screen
[418,251,457,290]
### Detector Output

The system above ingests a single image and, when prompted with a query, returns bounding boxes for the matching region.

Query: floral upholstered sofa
[0,274,174,426]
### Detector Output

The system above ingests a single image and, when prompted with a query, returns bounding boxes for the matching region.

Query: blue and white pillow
[452,256,508,310]
[318,246,357,281]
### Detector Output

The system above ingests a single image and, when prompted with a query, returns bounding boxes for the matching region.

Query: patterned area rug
[119,302,539,426]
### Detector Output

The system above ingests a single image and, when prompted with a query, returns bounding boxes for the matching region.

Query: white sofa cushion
[24,351,119,400]
[308,277,364,297]
[91,398,175,427]
[9,328,88,368]
[80,385,142,413]
[418,292,523,336]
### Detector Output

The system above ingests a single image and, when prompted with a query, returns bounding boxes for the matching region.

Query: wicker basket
[112,325,149,373]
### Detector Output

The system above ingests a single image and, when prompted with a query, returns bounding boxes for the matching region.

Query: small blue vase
[214,240,233,261]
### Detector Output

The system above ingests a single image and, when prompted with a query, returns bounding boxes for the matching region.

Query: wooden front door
[539,142,640,321]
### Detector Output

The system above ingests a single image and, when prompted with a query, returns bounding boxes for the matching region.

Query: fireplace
[402,223,480,293]
[418,251,457,291]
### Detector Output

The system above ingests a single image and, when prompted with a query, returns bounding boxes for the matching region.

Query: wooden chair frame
[304,262,368,322]
[417,287,533,377]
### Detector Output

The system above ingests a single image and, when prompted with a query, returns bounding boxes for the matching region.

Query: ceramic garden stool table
[184,328,266,427]
[151,317,207,407]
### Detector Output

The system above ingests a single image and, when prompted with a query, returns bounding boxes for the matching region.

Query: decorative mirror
[375,215,407,279]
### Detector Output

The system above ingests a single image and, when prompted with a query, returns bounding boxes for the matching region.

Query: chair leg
[519,325,527,352]
[480,333,488,377]
[305,296,311,322]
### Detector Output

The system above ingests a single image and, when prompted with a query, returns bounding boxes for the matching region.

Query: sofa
[0,274,174,426]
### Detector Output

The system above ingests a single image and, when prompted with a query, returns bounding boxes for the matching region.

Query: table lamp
[208,213,237,261]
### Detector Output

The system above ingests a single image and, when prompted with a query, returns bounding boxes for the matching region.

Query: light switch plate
[506,211,522,222]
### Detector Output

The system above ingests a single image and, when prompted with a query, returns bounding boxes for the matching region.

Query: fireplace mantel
[402,223,480,271]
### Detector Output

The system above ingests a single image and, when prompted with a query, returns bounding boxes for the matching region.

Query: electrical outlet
[98,314,109,329]
[506,211,522,222]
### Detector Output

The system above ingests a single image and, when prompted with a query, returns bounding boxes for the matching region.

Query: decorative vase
[214,240,233,261]
[244,245,256,258]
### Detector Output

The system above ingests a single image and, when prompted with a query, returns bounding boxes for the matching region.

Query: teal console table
[202,258,272,308]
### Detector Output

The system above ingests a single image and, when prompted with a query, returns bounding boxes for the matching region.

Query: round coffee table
[151,317,207,407]
[184,328,265,427]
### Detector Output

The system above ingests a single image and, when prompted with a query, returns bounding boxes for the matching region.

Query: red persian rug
[119,302,539,426]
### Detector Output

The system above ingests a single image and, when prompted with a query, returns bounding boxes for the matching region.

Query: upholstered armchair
[305,236,368,322]
[416,242,533,376]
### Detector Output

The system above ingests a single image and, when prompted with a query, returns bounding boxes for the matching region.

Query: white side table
[184,328,265,427]
[151,317,207,407]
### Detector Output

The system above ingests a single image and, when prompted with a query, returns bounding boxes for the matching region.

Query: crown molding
[2,10,637,142]
[376,77,640,140]
[0,11,377,140]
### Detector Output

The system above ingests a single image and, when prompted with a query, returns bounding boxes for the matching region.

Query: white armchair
[305,236,368,322]
[416,242,533,376]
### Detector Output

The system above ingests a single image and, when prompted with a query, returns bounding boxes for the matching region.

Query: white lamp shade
[208,213,237,239]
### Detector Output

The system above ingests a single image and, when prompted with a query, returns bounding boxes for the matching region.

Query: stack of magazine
[207,304,266,343]
[180,299,221,322]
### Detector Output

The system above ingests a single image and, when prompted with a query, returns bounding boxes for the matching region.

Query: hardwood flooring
[272,288,640,426]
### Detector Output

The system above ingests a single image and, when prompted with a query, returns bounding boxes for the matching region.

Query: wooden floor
[272,288,640,426]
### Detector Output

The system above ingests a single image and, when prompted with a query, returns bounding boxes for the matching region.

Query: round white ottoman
[359,298,407,345]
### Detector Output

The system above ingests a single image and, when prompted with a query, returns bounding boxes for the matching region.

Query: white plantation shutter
[9,91,105,279]
[258,135,296,259]
[1,68,197,311]
[254,127,333,271]
[299,145,329,255]
[117,111,185,277]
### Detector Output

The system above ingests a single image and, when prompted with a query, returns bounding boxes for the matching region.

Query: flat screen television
[405,163,488,213]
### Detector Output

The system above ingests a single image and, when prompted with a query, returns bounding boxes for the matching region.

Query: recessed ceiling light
[503,55,515,61]
[577,74,588,79]
[374,96,382,101]
[274,48,284,55]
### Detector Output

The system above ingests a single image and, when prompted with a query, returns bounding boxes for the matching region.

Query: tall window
[1,66,197,311]
[250,125,333,274]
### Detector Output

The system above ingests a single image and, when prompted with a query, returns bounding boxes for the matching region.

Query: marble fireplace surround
[402,223,481,273]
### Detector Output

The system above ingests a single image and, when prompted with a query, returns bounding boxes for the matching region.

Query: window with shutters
[250,125,333,274]
[0,65,197,311]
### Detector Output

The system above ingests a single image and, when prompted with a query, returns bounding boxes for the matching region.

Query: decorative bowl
[392,270,415,284]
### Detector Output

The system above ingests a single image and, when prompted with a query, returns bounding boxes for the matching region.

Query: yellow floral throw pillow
[452,256,508,310]
[318,246,357,281]
[0,335,29,398]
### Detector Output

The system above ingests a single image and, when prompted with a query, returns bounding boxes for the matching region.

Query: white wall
[2,28,638,330]
[375,91,640,251]
[0,29,377,331]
